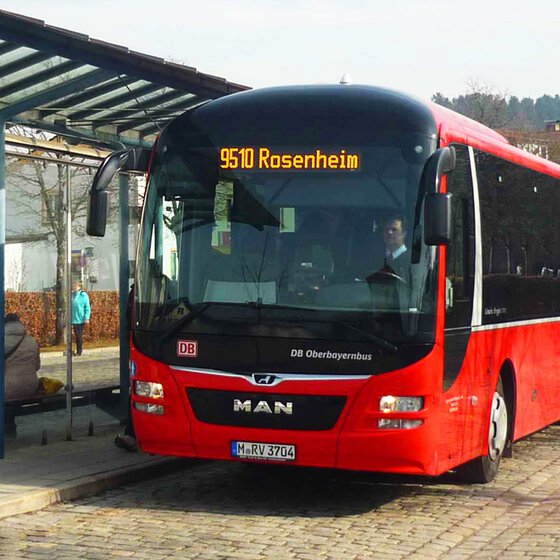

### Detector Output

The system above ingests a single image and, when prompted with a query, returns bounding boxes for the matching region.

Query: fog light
[134,402,164,415]
[379,396,424,413]
[378,418,401,429]
[402,419,423,429]
[378,419,423,429]
[134,381,164,399]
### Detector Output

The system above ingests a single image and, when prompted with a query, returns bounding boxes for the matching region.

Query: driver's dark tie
[385,254,393,267]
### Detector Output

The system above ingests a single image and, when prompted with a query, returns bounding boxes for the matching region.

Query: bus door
[442,144,477,465]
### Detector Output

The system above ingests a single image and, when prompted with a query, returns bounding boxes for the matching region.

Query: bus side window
[477,152,560,323]
[446,146,475,329]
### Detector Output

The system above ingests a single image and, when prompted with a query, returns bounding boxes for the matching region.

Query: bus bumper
[130,351,440,475]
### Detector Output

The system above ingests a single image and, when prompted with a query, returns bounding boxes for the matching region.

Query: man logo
[233,399,293,415]
[253,374,277,385]
[177,340,198,358]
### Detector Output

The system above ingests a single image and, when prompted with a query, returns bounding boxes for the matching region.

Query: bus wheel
[458,379,508,483]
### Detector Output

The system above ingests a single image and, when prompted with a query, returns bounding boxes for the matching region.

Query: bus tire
[457,378,508,484]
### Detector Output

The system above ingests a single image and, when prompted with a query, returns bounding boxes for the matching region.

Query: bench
[4,381,121,435]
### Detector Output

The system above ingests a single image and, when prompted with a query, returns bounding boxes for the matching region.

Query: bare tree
[463,80,511,129]
[6,253,28,292]
[433,80,521,130]
[6,128,98,344]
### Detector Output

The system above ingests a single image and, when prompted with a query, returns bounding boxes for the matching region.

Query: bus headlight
[134,402,164,415]
[134,381,164,399]
[379,396,424,413]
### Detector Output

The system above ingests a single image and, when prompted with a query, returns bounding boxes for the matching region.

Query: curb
[0,457,193,520]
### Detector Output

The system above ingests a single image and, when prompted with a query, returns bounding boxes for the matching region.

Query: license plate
[231,441,296,462]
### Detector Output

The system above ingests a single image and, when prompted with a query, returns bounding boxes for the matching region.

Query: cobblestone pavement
[1,425,559,559]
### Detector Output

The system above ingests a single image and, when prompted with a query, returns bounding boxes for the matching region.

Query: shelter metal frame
[0,9,249,457]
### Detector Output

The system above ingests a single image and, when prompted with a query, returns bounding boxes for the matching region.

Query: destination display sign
[220,147,360,171]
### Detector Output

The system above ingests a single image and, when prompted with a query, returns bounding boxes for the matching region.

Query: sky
[2,0,559,102]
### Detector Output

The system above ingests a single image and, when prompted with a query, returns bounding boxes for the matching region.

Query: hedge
[5,291,120,346]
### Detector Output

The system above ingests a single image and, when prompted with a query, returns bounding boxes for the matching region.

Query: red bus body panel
[434,107,560,471]
[131,343,449,475]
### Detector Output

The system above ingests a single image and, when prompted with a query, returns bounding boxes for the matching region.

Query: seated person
[380,215,408,279]
[348,215,408,283]
[4,313,41,401]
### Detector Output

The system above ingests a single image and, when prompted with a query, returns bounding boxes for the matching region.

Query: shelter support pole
[0,119,6,459]
[119,172,130,417]
[65,163,73,440]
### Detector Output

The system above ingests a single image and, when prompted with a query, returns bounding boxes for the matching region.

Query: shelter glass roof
[0,10,249,148]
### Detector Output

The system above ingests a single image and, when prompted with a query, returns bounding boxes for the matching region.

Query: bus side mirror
[421,146,455,246]
[425,193,452,245]
[423,146,456,194]
[87,148,150,237]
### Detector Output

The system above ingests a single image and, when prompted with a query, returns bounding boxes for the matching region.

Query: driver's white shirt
[386,245,407,260]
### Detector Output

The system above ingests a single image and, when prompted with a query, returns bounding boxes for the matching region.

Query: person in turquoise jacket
[71,280,91,356]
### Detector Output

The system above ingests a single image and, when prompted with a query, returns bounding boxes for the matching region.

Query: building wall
[5,154,139,293]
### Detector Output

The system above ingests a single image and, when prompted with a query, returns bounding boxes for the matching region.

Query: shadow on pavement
[87,458,465,518]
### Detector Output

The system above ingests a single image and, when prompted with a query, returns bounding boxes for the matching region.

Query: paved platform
[0,431,187,519]
[39,345,121,386]
[1,345,190,519]
[5,345,123,453]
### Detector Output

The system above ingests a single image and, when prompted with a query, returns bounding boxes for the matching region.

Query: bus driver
[382,216,408,279]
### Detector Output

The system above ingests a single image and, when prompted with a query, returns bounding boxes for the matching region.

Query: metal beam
[0,11,249,99]
[0,50,52,79]
[0,118,5,459]
[9,115,153,149]
[39,76,140,119]
[0,40,20,57]
[6,150,101,169]
[0,43,21,56]
[65,163,73,441]
[87,89,190,125]
[66,83,163,121]
[0,68,114,119]
[0,59,84,99]
[6,132,110,159]
[118,97,207,134]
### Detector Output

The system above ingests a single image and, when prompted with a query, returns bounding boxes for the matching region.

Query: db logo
[177,340,198,358]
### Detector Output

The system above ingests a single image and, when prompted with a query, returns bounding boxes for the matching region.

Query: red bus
[88,84,560,483]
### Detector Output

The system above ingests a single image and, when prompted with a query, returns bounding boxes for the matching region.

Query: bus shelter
[0,9,249,457]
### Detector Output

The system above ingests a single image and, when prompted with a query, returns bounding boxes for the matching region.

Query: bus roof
[429,101,560,178]
[168,83,560,180]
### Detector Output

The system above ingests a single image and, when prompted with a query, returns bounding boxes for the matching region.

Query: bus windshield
[136,133,438,350]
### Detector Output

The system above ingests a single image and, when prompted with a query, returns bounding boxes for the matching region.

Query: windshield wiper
[243,303,398,354]
[157,301,215,344]
[157,300,397,354]
[331,320,398,353]
[156,299,285,344]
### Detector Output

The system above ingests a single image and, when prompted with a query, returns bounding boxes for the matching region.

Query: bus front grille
[187,388,346,430]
